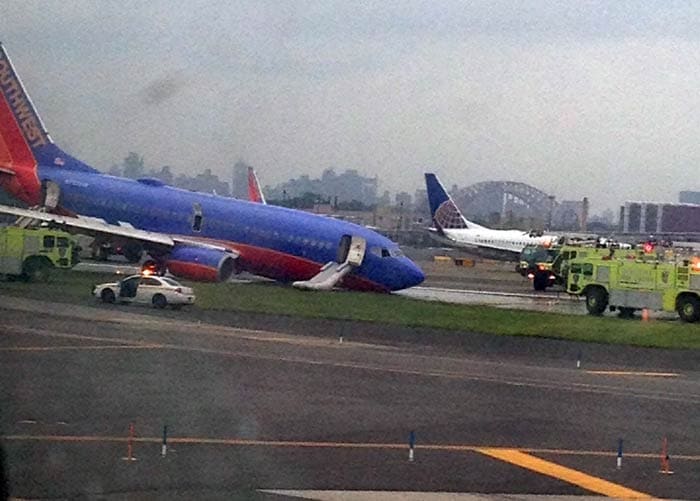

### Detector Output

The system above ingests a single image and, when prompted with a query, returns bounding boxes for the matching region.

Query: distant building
[413,188,430,224]
[174,168,230,196]
[551,198,588,232]
[231,160,251,200]
[395,191,412,207]
[587,209,616,233]
[679,191,700,205]
[266,168,378,206]
[619,201,700,234]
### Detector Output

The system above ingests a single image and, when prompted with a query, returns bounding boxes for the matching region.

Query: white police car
[93,274,195,309]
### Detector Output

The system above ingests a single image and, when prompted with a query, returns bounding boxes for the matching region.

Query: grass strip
[1,270,699,349]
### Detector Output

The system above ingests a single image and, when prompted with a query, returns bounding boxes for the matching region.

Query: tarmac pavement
[2,295,700,499]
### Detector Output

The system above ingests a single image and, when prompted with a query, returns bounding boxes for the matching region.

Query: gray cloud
[141,75,187,105]
[2,0,700,213]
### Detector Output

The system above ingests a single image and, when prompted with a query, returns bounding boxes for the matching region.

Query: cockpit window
[372,246,404,258]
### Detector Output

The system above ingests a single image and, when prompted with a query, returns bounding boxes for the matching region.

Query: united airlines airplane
[0,43,424,292]
[425,173,560,258]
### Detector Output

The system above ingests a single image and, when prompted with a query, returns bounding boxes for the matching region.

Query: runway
[398,286,585,315]
[2,295,700,499]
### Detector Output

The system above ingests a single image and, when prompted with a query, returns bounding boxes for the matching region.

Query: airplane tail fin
[424,173,482,230]
[247,167,266,204]
[0,43,97,204]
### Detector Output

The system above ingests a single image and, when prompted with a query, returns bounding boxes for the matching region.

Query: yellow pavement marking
[585,370,680,378]
[520,447,700,460]
[0,344,163,352]
[476,448,651,499]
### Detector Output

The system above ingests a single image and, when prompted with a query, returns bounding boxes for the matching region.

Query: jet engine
[165,245,236,282]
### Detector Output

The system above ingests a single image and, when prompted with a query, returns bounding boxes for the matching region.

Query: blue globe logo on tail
[434,200,468,229]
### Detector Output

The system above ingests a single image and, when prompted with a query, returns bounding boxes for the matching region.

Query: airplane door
[337,235,351,263]
[43,180,60,209]
[192,203,203,232]
[346,236,366,266]
[337,234,366,267]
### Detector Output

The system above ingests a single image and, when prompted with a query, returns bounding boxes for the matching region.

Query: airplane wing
[0,203,173,245]
[0,203,238,256]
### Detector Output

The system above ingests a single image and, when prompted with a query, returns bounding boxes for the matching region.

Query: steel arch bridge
[454,181,558,225]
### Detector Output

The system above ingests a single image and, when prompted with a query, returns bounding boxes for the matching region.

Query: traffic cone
[660,437,673,475]
[122,422,137,462]
[642,308,649,322]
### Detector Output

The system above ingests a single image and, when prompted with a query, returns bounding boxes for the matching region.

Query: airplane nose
[409,262,425,287]
[398,259,425,289]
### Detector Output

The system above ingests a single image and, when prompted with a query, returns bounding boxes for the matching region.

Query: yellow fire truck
[566,251,700,322]
[519,243,638,291]
[0,226,79,281]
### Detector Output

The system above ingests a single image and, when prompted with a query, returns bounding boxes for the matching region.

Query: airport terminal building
[619,201,700,235]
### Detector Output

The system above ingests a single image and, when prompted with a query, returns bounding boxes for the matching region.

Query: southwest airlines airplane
[425,173,560,258]
[0,44,424,292]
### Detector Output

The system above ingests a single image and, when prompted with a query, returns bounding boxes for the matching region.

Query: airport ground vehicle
[93,274,195,309]
[0,225,79,280]
[517,244,559,290]
[519,243,638,291]
[566,253,700,322]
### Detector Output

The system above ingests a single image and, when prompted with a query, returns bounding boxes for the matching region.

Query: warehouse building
[619,201,700,234]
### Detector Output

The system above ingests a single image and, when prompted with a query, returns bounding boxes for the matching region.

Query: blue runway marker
[161,425,168,457]
[617,438,623,469]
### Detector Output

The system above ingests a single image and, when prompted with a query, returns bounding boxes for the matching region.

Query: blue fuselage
[39,166,424,291]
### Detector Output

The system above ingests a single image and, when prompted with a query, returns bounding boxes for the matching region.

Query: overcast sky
[3,1,700,213]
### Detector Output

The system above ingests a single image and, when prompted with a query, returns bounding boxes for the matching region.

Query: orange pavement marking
[3,434,700,462]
